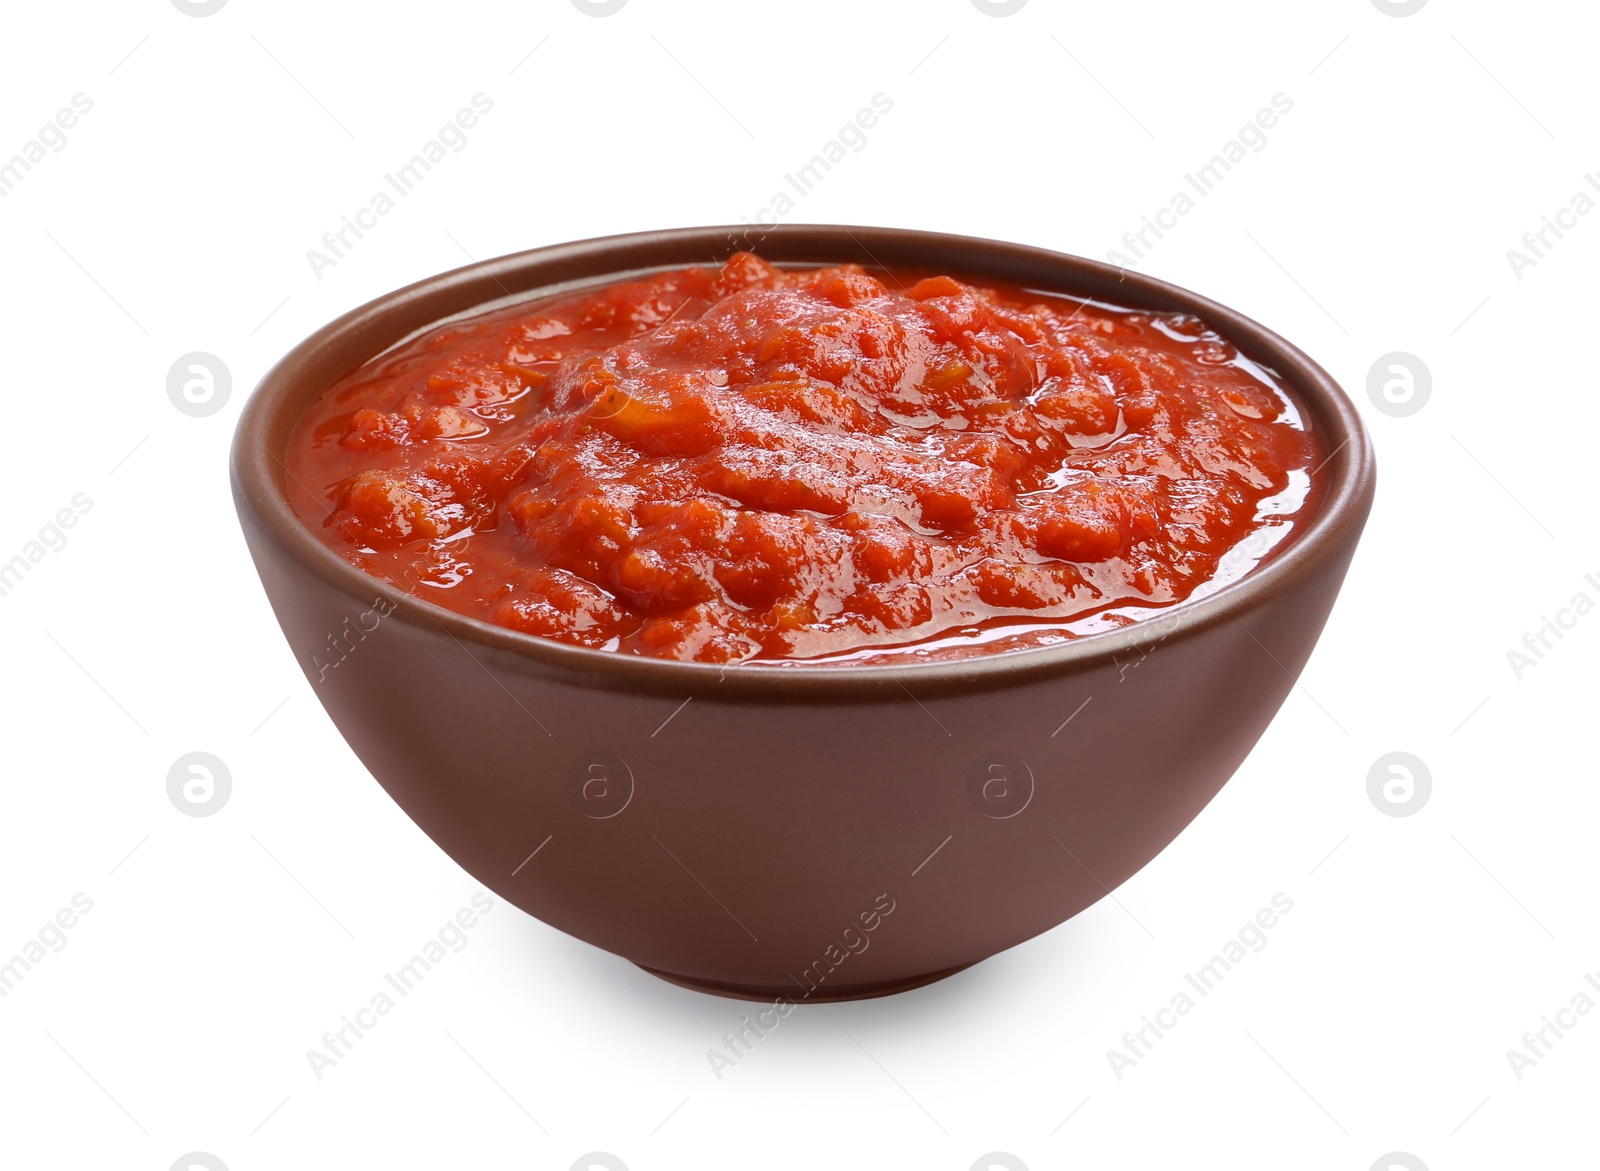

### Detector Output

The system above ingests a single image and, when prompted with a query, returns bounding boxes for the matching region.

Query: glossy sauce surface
[287,255,1324,664]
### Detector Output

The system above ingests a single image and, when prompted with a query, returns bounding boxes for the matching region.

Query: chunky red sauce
[287,255,1323,664]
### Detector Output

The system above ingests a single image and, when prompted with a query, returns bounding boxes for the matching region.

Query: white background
[1,1,1595,1168]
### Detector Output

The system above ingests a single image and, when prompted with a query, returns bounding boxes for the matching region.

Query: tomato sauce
[286,254,1324,664]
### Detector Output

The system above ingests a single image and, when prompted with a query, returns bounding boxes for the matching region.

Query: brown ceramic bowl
[231,225,1374,1002]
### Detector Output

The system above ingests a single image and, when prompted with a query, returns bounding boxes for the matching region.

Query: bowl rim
[231,223,1375,699]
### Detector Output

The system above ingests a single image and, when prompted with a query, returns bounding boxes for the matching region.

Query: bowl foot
[635,961,977,1003]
